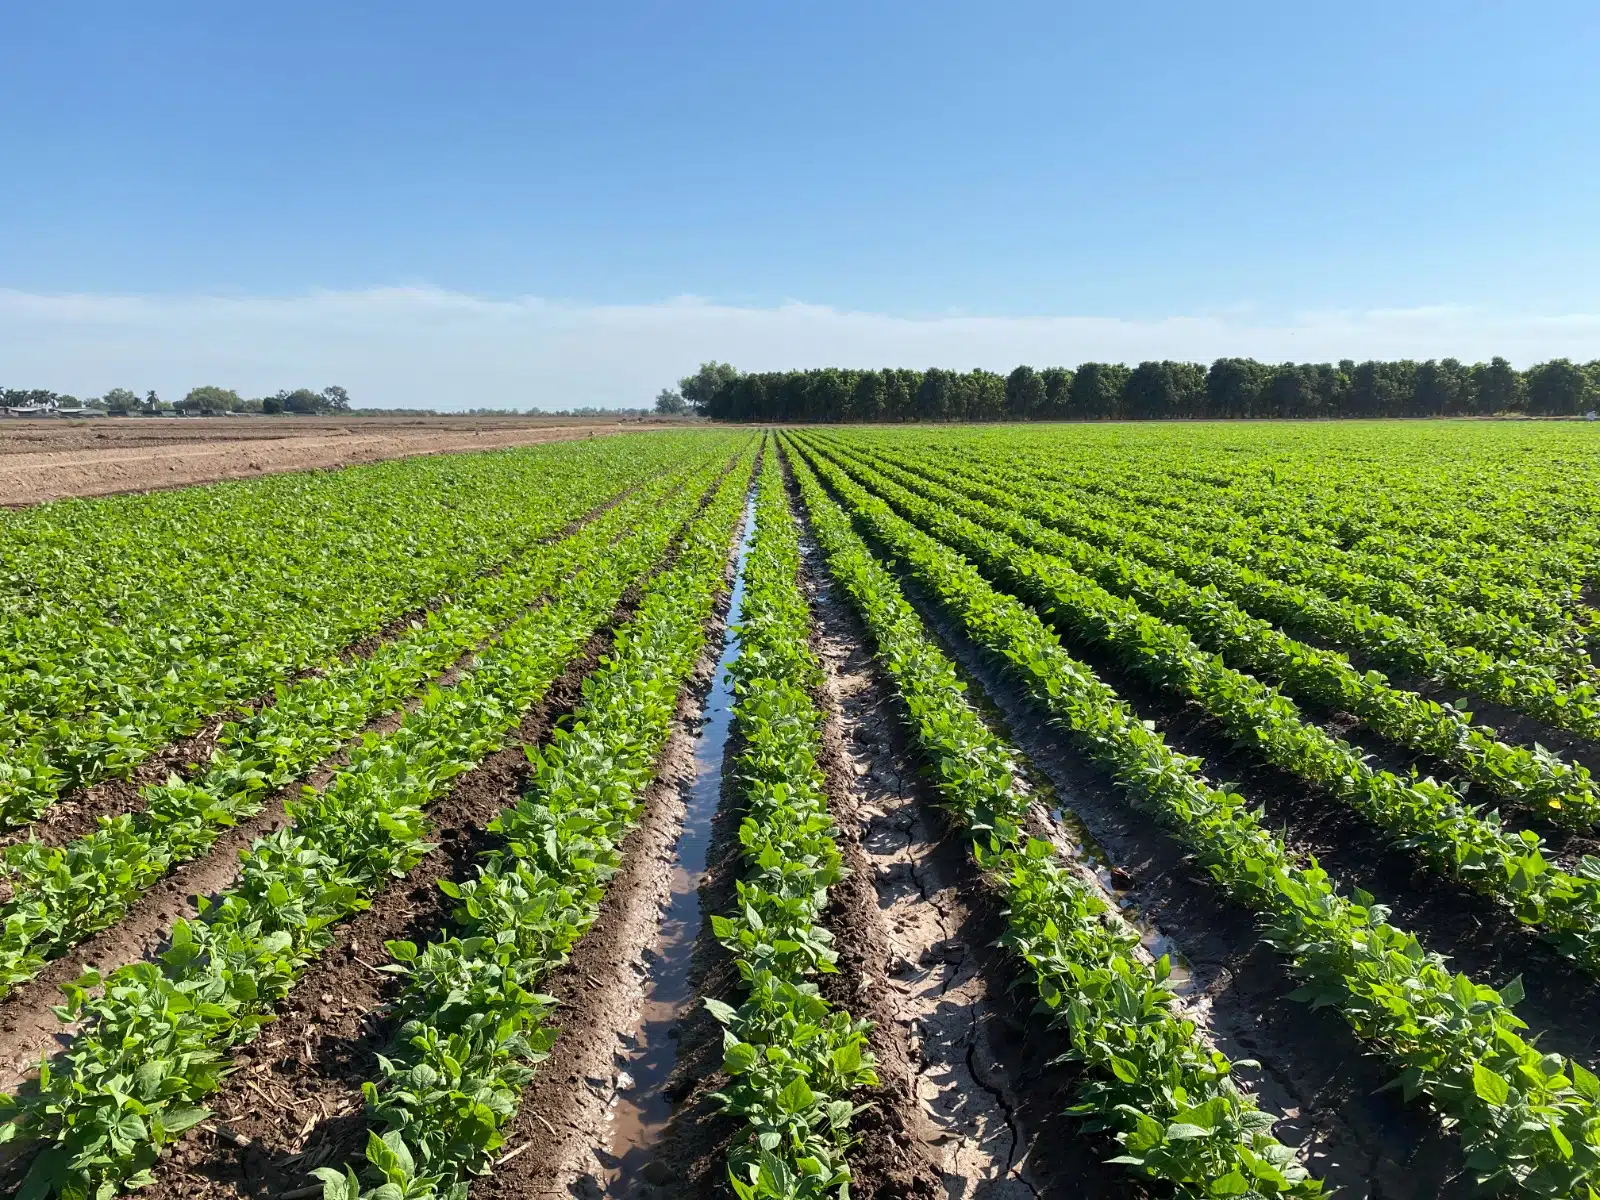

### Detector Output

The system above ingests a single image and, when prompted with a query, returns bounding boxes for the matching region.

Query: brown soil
[484,632,731,1200]
[887,569,1474,1196]
[467,496,748,1200]
[0,414,687,506]
[1280,626,1600,777]
[0,610,494,1100]
[803,539,1059,1199]
[133,450,750,1199]
[792,435,1481,1198]
[142,619,619,1199]
[968,552,1600,1072]
[0,463,685,1109]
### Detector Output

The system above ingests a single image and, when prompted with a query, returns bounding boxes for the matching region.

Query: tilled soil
[1285,626,1600,778]
[131,456,747,1198]
[997,586,1600,1074]
[141,619,621,1199]
[470,506,748,1200]
[804,539,1060,1199]
[814,491,1471,1197]
[0,416,681,506]
[0,502,655,1098]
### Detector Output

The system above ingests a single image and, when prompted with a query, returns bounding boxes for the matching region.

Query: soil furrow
[806,466,1471,1196]
[142,614,623,1199]
[124,451,751,1198]
[1287,629,1600,778]
[796,489,1140,1199]
[0,537,649,1099]
[987,589,1600,1070]
[464,491,748,1200]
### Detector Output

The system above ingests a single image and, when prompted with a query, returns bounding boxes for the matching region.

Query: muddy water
[601,495,755,1195]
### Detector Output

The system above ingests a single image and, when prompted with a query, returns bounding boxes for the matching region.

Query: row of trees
[670,358,1600,423]
[0,386,352,415]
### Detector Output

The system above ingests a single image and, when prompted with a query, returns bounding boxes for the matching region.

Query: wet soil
[804,535,1071,1199]
[595,498,753,1200]
[1287,630,1600,779]
[968,573,1600,1070]
[468,502,749,1200]
[795,447,1478,1198]
[810,442,1600,1067]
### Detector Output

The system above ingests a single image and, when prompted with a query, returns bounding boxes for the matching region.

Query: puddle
[602,492,756,1195]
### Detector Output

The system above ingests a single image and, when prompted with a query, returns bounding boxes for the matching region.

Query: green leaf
[1499,975,1525,1007]
[1472,1063,1509,1107]
[779,1076,816,1113]
[723,1041,759,1075]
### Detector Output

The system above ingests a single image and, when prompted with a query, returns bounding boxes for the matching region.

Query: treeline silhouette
[692,357,1600,422]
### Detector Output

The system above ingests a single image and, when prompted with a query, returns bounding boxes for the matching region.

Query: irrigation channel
[603,492,756,1195]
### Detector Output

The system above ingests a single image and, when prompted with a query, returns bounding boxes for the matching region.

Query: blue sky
[2,2,1598,406]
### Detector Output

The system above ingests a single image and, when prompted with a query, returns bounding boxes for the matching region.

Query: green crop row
[849,434,1600,741]
[709,452,875,1200]
[1006,444,1590,649]
[817,437,1600,829]
[312,447,756,1200]
[0,441,755,1199]
[798,438,1600,972]
[787,444,1318,1198]
[949,424,1598,631]
[786,435,1600,1197]
[998,451,1597,685]
[0,434,730,827]
[0,451,729,1000]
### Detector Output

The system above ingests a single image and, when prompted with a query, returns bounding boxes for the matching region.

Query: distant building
[1,397,58,417]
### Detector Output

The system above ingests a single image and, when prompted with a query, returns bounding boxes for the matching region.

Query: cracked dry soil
[802,535,1144,1200]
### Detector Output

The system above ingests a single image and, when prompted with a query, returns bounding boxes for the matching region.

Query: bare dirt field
[0,414,685,506]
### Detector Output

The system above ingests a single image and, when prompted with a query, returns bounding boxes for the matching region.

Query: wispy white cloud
[2,286,1598,410]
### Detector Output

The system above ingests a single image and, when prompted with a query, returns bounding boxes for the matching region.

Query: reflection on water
[602,494,755,1195]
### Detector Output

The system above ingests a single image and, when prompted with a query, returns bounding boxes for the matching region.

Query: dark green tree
[1005,366,1046,418]
[1526,358,1591,416]
[1040,367,1073,418]
[678,361,741,417]
[1471,357,1524,413]
[1069,363,1130,419]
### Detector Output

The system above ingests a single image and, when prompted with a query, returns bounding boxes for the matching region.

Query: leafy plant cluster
[0,454,729,1001]
[862,434,1600,740]
[309,444,758,1199]
[787,436,1600,1196]
[825,439,1600,827]
[1002,449,1591,671]
[0,448,737,1200]
[801,440,1600,972]
[707,453,875,1200]
[788,446,1318,1197]
[984,430,1596,646]
[0,433,721,827]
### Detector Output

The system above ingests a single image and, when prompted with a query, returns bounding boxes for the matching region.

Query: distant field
[4,421,1600,1199]
[0,413,680,504]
